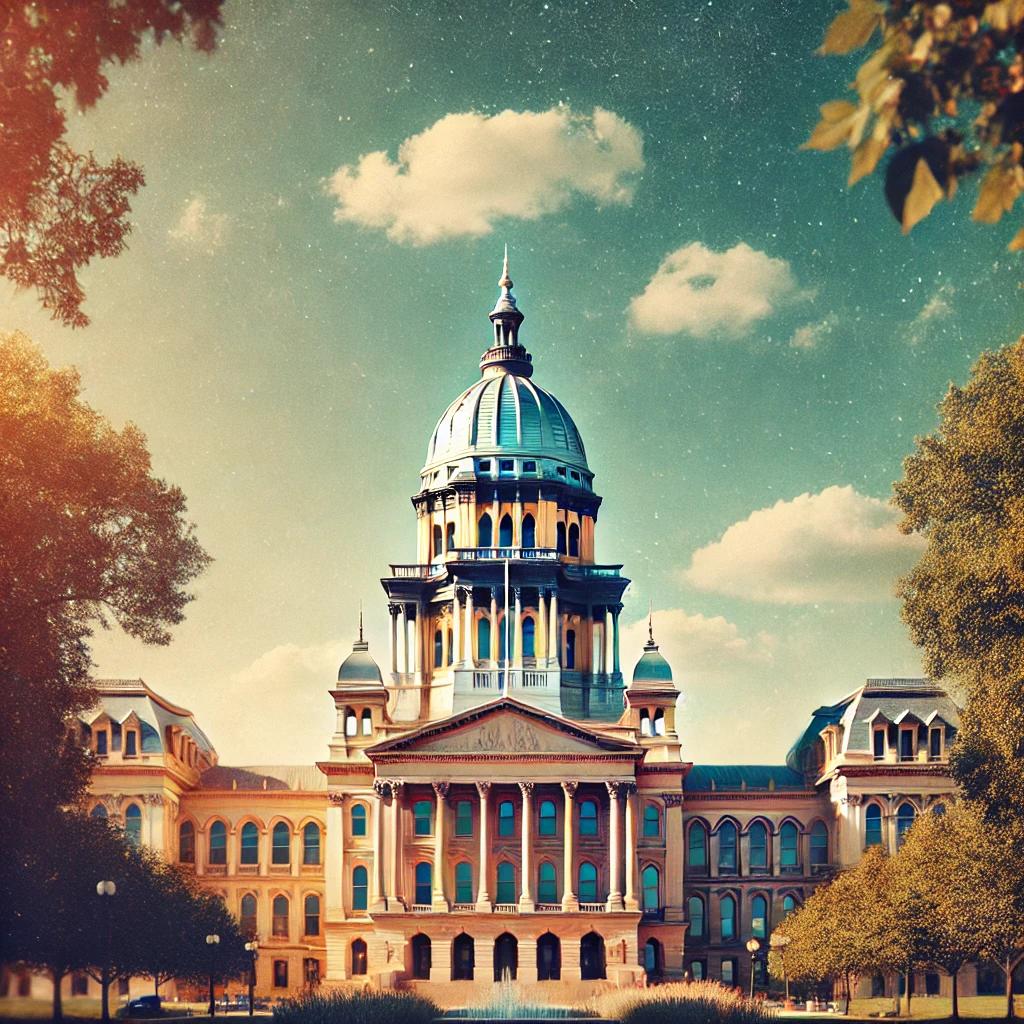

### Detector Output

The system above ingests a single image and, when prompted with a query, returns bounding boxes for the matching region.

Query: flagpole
[503,556,510,696]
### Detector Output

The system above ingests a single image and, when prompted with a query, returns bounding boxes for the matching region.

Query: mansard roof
[686,764,809,793]
[198,765,327,792]
[839,677,960,754]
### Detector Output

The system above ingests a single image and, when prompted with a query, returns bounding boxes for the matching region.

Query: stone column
[476,782,492,910]
[489,588,499,663]
[389,781,404,908]
[452,585,462,668]
[389,603,400,674]
[624,783,638,911]
[400,605,410,675]
[291,826,302,877]
[604,607,614,677]
[513,587,524,670]
[612,605,621,675]
[519,781,535,912]
[326,794,345,920]
[561,782,578,911]
[549,591,560,668]
[412,604,423,681]
[370,781,388,912]
[663,792,685,922]
[606,781,624,911]
[538,589,548,663]
[432,782,449,911]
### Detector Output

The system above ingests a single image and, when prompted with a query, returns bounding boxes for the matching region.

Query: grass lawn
[0,1000,269,1022]
[779,995,1024,1021]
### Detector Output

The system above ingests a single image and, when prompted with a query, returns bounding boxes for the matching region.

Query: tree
[1,1,224,326]
[0,331,210,944]
[893,339,1024,820]
[806,0,1024,241]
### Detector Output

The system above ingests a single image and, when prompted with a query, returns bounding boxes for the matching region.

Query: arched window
[447,630,454,665]
[209,820,227,865]
[496,861,516,904]
[568,522,580,557]
[751,894,768,938]
[124,803,142,846]
[455,861,473,904]
[653,709,665,735]
[303,822,321,866]
[477,617,491,661]
[452,934,474,981]
[411,934,431,980]
[179,821,195,863]
[581,932,606,980]
[896,802,916,846]
[782,894,798,918]
[361,709,372,736]
[240,822,259,865]
[578,862,599,903]
[720,894,737,940]
[932,802,947,816]
[498,800,515,837]
[499,514,513,547]
[523,616,535,658]
[537,862,557,903]
[478,513,492,548]
[643,803,661,837]
[688,895,705,938]
[434,630,443,668]
[718,821,737,872]
[351,804,367,837]
[749,821,769,871]
[414,862,432,906]
[91,804,108,819]
[272,822,291,865]
[522,514,536,548]
[537,932,561,981]
[240,893,257,936]
[640,709,651,736]
[565,629,576,669]
[351,938,367,976]
[432,524,442,560]
[810,821,829,867]
[644,939,662,977]
[304,894,320,936]
[539,799,557,836]
[865,803,883,846]
[780,821,800,868]
[414,800,432,836]
[641,864,660,910]
[352,865,368,911]
[345,709,357,736]
[272,895,289,938]
[579,799,598,836]
[688,822,708,868]
[446,522,456,551]
[556,521,567,555]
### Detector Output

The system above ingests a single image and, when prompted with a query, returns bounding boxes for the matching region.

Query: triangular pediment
[367,698,640,758]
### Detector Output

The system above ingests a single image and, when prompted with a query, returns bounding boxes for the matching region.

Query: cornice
[683,790,824,804]
[838,764,951,779]
[369,752,643,764]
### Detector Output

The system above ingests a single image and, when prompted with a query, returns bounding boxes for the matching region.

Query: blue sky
[4,1,1021,765]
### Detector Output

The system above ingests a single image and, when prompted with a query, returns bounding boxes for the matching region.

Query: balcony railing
[452,902,475,913]
[388,563,442,579]
[448,547,559,561]
[411,904,432,913]
[580,903,606,913]
[493,903,519,914]
[465,668,559,692]
[535,903,562,913]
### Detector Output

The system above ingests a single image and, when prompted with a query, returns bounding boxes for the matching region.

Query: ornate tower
[380,253,630,723]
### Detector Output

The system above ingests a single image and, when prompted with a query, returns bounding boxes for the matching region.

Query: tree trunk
[51,968,64,1023]
[952,966,959,1020]
[844,970,851,1015]
[101,965,110,1024]
[1008,955,1015,1021]
[905,965,913,1018]
[155,975,160,997]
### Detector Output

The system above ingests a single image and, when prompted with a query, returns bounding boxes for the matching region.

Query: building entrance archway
[452,934,474,981]
[537,933,561,981]
[580,932,606,980]
[411,934,431,980]
[494,933,518,981]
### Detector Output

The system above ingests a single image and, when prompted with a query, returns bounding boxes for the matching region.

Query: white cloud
[325,106,644,245]
[789,312,838,350]
[683,485,925,604]
[628,242,808,337]
[169,195,229,252]
[907,282,955,345]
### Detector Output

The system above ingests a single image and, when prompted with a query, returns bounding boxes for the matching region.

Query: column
[291,826,302,877]
[258,826,270,878]
[432,782,449,911]
[561,782,578,910]
[389,604,399,674]
[513,587,524,670]
[519,781,535,912]
[663,793,685,922]
[476,782,492,910]
[400,605,410,675]
[325,794,345,920]
[452,586,462,668]
[370,781,387,912]
[412,605,423,681]
[612,605,621,675]
[606,781,624,911]
[538,589,548,664]
[489,588,498,663]
[465,587,475,666]
[604,607,614,677]
[549,590,560,668]
[624,783,638,911]
[389,782,404,907]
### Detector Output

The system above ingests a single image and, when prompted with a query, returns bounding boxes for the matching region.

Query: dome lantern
[482,245,532,377]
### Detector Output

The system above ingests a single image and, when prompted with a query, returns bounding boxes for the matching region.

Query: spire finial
[499,243,512,289]
[358,600,364,643]
[648,600,654,645]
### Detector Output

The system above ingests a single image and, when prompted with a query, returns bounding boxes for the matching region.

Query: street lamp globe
[96,880,116,897]
[206,934,220,945]
[746,938,761,954]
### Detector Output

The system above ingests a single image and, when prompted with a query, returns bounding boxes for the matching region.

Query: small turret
[482,245,533,377]
[329,608,390,760]
[620,609,683,759]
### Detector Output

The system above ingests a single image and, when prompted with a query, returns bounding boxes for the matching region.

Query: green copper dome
[631,618,676,691]
[337,618,384,688]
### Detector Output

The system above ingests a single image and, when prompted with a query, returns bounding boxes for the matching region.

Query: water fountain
[443,968,606,1022]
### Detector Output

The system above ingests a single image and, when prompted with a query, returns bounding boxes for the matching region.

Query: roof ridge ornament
[645,600,658,652]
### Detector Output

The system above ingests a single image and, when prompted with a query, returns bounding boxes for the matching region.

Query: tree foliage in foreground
[893,338,1024,820]
[0,1,223,326]
[807,0,1024,239]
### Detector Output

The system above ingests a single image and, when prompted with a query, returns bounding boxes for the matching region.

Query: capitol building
[29,258,965,1002]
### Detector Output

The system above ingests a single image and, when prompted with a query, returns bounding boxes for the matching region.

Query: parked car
[122,995,163,1017]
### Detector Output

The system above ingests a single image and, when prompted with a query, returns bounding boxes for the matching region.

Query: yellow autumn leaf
[849,136,888,186]
[902,157,944,233]
[821,0,883,55]
[982,0,1024,30]
[803,100,861,151]
[973,164,1023,224]
[1008,227,1024,251]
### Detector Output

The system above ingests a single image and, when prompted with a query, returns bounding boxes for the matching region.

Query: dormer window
[96,730,108,756]
[872,728,886,761]
[899,728,916,761]
[125,730,138,757]
[929,727,943,761]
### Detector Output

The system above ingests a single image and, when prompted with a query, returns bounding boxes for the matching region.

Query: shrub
[593,981,776,1024]
[273,989,439,1024]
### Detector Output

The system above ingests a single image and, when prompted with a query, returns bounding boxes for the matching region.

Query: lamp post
[771,934,792,1004]
[746,938,761,1000]
[205,934,220,1017]
[96,880,117,1024]
[244,940,259,1017]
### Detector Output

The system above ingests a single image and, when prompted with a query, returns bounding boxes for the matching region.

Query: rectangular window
[96,731,107,755]
[303,959,320,986]
[498,800,516,837]
[455,800,473,837]
[478,460,491,471]
[414,800,432,836]
[873,728,886,760]
[523,460,537,472]
[499,459,514,473]
[900,729,915,761]
[71,973,89,996]
[570,470,580,481]
[125,731,137,756]
[929,729,942,760]
[721,959,735,985]
[557,466,567,477]
[273,961,288,989]
[690,961,706,981]
[455,868,473,904]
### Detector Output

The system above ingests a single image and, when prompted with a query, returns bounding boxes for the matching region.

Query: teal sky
[5,1,1020,766]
